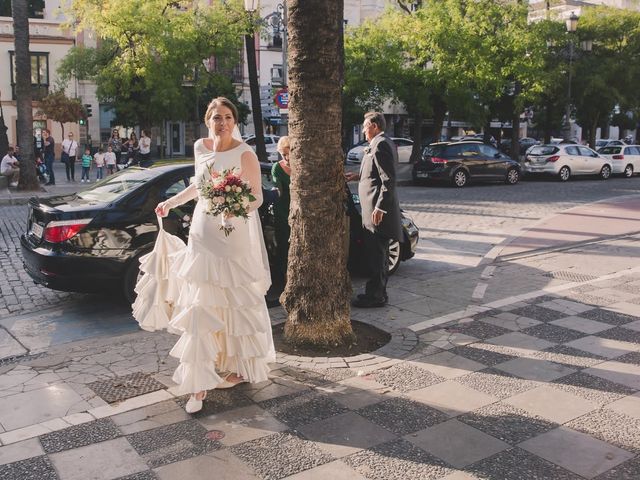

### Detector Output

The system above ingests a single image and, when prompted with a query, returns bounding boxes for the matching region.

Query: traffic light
[79,118,86,125]
[84,104,93,117]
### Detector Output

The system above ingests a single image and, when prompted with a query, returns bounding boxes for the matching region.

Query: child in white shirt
[94,148,106,180]
[105,145,117,175]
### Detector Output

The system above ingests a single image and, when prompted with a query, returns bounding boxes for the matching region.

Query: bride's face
[209,105,236,139]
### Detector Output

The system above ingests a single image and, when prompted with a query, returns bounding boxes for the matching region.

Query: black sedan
[21,161,419,303]
[412,141,521,187]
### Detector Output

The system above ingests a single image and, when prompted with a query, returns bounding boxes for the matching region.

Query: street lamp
[264,3,287,87]
[566,11,578,33]
[563,11,579,141]
[244,0,268,163]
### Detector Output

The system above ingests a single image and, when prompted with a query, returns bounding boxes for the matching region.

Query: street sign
[275,88,289,110]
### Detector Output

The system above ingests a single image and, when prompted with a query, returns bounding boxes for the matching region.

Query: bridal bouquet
[198,167,256,236]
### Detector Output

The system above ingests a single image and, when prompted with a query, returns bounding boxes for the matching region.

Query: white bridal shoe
[185,392,206,413]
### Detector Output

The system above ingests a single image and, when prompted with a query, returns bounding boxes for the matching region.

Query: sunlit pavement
[0,168,640,479]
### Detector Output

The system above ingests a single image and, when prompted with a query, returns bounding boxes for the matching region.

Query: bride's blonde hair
[204,97,238,125]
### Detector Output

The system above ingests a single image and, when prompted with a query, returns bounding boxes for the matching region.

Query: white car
[245,134,281,163]
[346,137,414,164]
[523,144,613,181]
[595,138,626,149]
[597,144,640,177]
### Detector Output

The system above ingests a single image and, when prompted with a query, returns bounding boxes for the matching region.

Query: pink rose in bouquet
[197,167,256,236]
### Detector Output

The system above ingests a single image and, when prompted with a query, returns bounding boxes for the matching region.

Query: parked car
[21,162,419,303]
[461,134,498,148]
[412,141,521,187]
[499,137,539,156]
[522,144,612,181]
[550,137,578,145]
[597,144,640,177]
[244,134,280,163]
[595,138,626,149]
[346,137,414,164]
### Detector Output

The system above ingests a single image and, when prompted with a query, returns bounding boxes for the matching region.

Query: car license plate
[31,222,44,238]
[417,172,429,178]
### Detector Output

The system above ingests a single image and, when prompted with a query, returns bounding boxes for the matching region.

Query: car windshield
[76,168,156,202]
[529,146,558,156]
[598,146,621,155]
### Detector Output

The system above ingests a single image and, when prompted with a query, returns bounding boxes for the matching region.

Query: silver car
[523,144,612,181]
[346,137,414,164]
[597,145,640,177]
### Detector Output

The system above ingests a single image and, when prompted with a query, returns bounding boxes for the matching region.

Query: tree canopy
[343,1,640,147]
[58,0,250,127]
[37,90,85,138]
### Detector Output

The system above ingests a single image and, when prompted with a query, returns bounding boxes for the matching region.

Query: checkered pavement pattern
[2,281,640,480]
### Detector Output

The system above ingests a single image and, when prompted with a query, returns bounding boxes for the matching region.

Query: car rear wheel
[388,239,401,275]
[558,166,571,182]
[600,165,611,180]
[451,169,468,187]
[505,168,519,185]
[624,164,634,178]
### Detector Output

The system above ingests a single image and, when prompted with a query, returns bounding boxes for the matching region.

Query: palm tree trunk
[281,0,354,347]
[12,0,39,190]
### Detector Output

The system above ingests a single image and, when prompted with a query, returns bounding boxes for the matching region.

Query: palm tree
[281,0,354,347]
[12,0,39,190]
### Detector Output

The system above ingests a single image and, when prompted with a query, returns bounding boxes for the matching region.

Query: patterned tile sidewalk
[0,265,639,479]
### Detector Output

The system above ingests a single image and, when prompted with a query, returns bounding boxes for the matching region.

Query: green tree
[58,0,249,127]
[571,7,640,147]
[344,1,544,157]
[37,91,85,139]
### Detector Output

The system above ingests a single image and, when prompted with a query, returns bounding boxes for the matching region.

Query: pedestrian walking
[94,147,105,180]
[105,145,117,175]
[125,132,139,167]
[61,132,78,181]
[139,130,152,167]
[272,136,291,284]
[108,130,124,169]
[1,146,20,187]
[42,129,56,185]
[345,111,402,308]
[80,148,92,182]
[145,96,274,414]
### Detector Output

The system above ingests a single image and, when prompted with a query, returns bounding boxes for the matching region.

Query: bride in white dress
[154,97,275,413]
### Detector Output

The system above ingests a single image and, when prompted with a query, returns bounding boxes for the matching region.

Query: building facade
[0,0,101,155]
[239,0,390,138]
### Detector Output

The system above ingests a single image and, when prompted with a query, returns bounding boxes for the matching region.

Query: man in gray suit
[346,112,402,307]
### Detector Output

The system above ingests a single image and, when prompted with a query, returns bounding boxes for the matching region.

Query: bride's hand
[155,201,169,217]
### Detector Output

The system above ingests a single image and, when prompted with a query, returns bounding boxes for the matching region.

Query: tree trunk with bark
[282,0,354,347]
[12,0,39,190]
[431,94,447,145]
[511,100,520,161]
[409,111,423,163]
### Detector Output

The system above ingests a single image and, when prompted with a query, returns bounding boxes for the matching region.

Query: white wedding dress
[134,138,275,395]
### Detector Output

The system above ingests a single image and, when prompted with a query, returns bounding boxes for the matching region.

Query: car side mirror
[494,153,501,158]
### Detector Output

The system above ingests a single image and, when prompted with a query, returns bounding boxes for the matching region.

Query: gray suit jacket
[358,134,403,240]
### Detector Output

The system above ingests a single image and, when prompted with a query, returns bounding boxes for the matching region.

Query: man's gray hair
[364,111,386,131]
